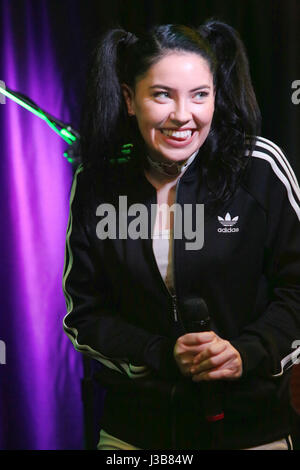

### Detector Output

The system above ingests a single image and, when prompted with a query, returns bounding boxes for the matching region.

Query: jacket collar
[130,147,203,191]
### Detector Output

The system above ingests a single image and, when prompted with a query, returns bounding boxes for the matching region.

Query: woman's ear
[121,84,135,116]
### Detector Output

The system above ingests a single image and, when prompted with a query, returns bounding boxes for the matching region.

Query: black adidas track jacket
[63,136,300,449]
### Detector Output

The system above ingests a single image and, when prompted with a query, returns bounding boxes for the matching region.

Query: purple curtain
[0,0,83,449]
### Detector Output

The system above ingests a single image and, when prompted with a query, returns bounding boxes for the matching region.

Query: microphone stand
[0,83,97,447]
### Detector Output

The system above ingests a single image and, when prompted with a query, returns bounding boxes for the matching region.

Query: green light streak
[0,86,76,145]
[121,143,133,154]
[0,87,48,120]
[61,128,76,141]
[43,114,72,144]
[110,157,130,164]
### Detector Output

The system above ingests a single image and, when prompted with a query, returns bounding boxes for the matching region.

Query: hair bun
[119,31,137,47]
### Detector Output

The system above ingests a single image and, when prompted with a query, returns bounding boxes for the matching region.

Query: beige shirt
[146,151,198,293]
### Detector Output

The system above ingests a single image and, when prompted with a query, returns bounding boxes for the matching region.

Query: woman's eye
[194,91,209,100]
[153,91,170,99]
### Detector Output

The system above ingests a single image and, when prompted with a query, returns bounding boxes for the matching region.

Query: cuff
[230,336,272,377]
[143,336,182,380]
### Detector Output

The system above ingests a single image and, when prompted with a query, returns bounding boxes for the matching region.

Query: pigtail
[197,20,261,210]
[80,28,137,171]
[199,19,261,137]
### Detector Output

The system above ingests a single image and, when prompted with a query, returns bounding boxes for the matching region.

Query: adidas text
[218,227,239,233]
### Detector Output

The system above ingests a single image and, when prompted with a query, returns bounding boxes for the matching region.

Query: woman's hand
[173,331,243,381]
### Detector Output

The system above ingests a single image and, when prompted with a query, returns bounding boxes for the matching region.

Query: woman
[62,20,300,450]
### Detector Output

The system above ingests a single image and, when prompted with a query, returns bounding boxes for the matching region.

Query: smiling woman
[63,21,300,450]
[121,53,215,164]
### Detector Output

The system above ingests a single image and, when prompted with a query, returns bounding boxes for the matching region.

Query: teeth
[161,129,192,138]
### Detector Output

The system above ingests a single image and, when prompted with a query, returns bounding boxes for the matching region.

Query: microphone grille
[181,297,209,322]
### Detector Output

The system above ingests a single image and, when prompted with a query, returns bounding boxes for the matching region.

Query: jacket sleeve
[231,139,300,378]
[62,165,181,381]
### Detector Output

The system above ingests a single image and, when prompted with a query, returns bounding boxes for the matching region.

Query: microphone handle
[188,320,224,449]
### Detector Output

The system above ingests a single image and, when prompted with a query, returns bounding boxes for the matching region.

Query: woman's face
[122,52,215,164]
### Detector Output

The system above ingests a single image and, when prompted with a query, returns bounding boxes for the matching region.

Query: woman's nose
[169,100,191,124]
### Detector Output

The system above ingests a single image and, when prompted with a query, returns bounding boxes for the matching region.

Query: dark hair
[80,20,261,206]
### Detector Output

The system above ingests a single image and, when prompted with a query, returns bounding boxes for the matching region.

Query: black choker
[146,151,198,177]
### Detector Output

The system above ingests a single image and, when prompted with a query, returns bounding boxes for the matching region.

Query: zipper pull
[171,292,186,335]
[172,293,178,322]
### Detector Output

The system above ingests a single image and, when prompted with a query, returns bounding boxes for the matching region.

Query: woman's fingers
[173,341,199,377]
[192,340,227,365]
[174,332,221,377]
[179,331,216,346]
[190,340,243,381]
[174,332,243,381]
[191,348,236,373]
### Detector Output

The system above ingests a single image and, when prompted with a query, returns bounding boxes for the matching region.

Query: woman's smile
[158,127,196,148]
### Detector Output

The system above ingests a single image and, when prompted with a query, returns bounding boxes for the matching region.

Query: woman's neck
[145,150,199,180]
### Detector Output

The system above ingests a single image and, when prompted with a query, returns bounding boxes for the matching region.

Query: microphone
[181,297,224,449]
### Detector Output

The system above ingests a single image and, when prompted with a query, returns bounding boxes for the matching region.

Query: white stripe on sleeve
[62,164,150,379]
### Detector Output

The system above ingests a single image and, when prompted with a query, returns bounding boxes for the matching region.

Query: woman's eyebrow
[149,84,211,91]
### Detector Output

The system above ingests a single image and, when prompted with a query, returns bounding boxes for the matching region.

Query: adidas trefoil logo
[217,212,239,233]
[218,212,239,227]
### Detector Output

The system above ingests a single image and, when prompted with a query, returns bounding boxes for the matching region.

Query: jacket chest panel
[93,187,267,299]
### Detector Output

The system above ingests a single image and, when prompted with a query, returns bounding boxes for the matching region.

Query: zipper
[171,178,186,334]
[147,176,183,328]
[171,177,181,323]
[143,161,196,450]
[147,204,178,324]
[171,293,178,322]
